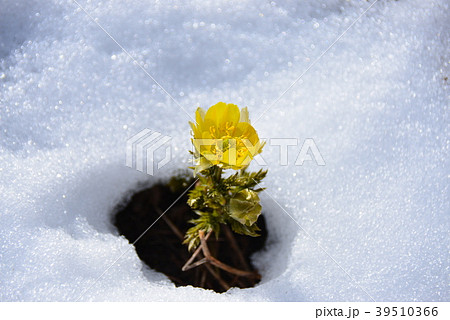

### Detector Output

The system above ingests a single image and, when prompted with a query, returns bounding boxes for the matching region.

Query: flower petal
[195,107,206,124]
[239,106,250,123]
[189,121,201,138]
[191,102,262,171]
[205,102,240,128]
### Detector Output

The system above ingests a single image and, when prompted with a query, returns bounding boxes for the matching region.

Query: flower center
[206,122,253,162]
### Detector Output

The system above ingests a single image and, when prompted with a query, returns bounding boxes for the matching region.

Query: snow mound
[1,0,448,301]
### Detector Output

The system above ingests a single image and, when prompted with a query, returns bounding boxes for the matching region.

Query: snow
[1,0,448,301]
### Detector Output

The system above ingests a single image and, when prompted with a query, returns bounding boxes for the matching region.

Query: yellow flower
[190,102,264,173]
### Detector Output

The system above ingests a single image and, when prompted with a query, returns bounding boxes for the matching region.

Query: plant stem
[157,208,184,240]
[211,165,223,184]
[182,230,260,280]
[204,264,230,291]
[199,230,261,279]
[181,230,213,271]
[223,224,250,271]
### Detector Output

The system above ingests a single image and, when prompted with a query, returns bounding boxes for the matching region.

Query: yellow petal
[239,106,250,123]
[195,107,206,132]
[195,107,206,124]
[191,102,263,172]
[194,156,213,175]
[236,153,252,168]
[235,122,258,141]
[204,102,240,128]
[189,121,201,138]
[222,146,238,167]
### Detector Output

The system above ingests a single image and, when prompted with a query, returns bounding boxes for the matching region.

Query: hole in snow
[113,178,268,293]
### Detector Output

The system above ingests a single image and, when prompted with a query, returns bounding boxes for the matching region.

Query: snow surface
[0,0,449,301]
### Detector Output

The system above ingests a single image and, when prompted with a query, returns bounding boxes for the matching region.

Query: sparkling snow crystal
[0,0,448,301]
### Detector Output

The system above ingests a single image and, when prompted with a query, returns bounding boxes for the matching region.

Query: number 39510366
[375,307,438,317]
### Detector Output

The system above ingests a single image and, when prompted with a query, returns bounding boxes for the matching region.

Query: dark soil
[113,181,267,293]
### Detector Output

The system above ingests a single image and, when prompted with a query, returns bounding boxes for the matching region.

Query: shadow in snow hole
[113,178,268,293]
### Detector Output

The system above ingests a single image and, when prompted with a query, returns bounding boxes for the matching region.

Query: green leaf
[228,189,262,226]
[228,218,260,237]
[184,160,267,249]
